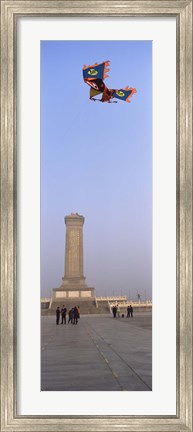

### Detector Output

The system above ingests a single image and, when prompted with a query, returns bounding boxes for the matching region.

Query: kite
[83,61,137,103]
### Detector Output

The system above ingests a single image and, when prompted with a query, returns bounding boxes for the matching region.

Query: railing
[41,297,51,303]
[96,296,128,301]
[41,296,152,310]
[109,301,152,308]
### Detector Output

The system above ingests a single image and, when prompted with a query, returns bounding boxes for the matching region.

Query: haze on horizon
[41,40,152,301]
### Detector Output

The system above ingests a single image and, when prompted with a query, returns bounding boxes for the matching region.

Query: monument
[49,213,96,312]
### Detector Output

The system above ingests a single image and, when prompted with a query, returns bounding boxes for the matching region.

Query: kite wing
[89,87,103,99]
[112,87,137,102]
[83,61,110,82]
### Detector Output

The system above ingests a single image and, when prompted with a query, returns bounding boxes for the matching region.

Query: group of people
[127,305,133,318]
[112,304,133,318]
[56,305,80,325]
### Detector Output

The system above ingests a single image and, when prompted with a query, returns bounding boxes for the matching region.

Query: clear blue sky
[41,40,152,300]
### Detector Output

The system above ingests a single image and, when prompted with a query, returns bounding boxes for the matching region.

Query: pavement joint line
[86,319,152,391]
[84,322,124,391]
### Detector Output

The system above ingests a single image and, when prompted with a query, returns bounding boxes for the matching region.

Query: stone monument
[50,213,95,312]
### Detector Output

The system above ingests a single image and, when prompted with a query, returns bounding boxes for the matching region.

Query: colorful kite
[83,61,137,103]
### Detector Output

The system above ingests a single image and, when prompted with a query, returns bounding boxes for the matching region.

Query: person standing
[68,308,74,324]
[64,306,67,323]
[127,305,130,318]
[77,305,80,319]
[73,306,79,325]
[61,305,67,324]
[112,305,117,318]
[60,305,64,324]
[117,303,120,318]
[56,307,60,325]
[130,305,133,317]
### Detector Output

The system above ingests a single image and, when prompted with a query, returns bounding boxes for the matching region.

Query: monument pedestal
[52,282,95,302]
[49,213,97,314]
[50,286,96,314]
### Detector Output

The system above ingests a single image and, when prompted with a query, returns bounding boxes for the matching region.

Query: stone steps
[44,300,110,316]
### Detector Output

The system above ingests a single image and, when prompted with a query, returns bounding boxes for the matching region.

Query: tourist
[73,306,79,325]
[61,305,67,324]
[127,305,130,318]
[112,305,117,318]
[117,303,120,318]
[56,306,60,325]
[130,305,133,317]
[68,308,73,324]
[60,305,64,324]
[77,305,80,318]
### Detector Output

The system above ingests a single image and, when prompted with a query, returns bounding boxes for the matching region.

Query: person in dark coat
[73,306,79,325]
[127,305,130,318]
[112,305,117,318]
[56,307,60,325]
[129,305,133,317]
[61,305,67,324]
[68,308,73,324]
[60,305,64,324]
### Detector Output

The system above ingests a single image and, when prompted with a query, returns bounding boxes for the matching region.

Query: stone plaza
[42,213,152,391]
[41,312,152,391]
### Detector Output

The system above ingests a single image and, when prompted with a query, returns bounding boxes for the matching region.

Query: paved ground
[41,312,152,391]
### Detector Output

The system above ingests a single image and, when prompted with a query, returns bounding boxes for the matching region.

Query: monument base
[48,285,97,315]
[52,285,95,301]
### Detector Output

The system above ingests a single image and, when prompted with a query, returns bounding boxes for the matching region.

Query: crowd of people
[112,304,133,318]
[56,305,80,325]
[56,304,134,322]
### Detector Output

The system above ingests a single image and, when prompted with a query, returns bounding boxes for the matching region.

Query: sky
[41,40,152,300]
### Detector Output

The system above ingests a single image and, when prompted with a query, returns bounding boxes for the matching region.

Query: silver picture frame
[1,1,192,430]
